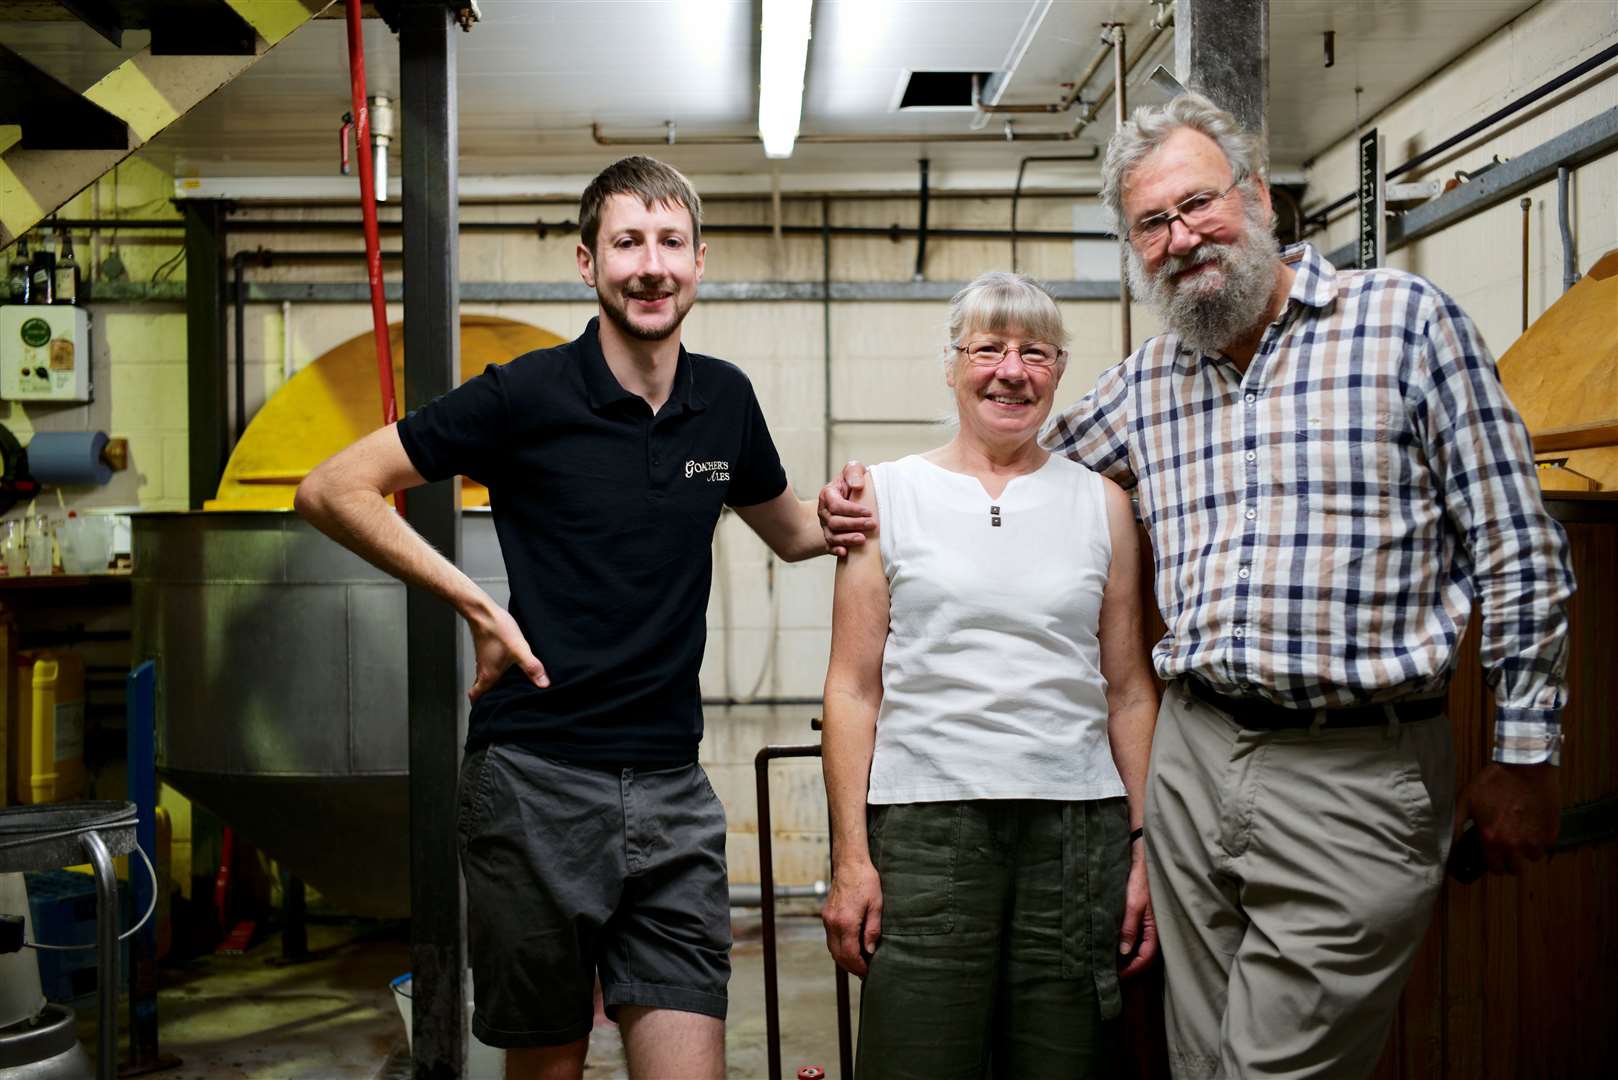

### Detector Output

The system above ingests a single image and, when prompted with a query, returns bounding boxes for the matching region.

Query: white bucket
[0,874,47,1027]
[390,973,506,1078]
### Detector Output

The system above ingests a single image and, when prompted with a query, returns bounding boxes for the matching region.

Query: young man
[821,94,1572,1078]
[296,156,826,1079]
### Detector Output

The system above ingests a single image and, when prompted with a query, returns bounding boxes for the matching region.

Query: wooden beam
[1533,420,1618,455]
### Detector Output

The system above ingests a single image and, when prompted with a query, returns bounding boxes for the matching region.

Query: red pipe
[344,0,405,514]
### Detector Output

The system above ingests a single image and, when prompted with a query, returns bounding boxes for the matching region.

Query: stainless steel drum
[131,510,506,917]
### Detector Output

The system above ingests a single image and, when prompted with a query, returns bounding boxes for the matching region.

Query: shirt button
[1245,393,1257,404]
[1234,626,1246,638]
[1245,508,1257,520]
[1238,566,1250,579]
[1245,450,1257,462]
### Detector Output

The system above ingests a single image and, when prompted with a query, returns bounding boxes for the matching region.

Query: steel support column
[1173,0,1268,140]
[184,200,228,509]
[400,3,465,1077]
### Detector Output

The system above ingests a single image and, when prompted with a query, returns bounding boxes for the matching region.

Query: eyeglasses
[954,340,1066,368]
[1125,180,1241,249]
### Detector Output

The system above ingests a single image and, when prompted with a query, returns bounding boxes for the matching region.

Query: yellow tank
[8,652,86,804]
[207,315,565,510]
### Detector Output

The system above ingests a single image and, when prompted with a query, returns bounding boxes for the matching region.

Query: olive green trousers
[856,798,1130,1080]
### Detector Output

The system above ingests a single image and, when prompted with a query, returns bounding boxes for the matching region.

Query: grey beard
[1127,211,1278,357]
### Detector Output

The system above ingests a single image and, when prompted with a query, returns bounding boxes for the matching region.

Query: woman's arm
[1096,477,1160,978]
[820,475,890,978]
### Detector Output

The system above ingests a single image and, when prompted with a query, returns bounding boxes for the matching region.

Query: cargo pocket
[1062,798,1129,1019]
[456,747,497,857]
[869,802,962,936]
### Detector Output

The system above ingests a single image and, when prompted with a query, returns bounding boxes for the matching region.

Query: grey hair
[1099,91,1267,236]
[944,271,1069,365]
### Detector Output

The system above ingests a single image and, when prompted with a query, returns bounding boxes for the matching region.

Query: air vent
[897,71,994,110]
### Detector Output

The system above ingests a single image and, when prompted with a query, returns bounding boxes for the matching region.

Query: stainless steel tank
[131,510,506,917]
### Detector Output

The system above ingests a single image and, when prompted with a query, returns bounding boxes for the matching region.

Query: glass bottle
[7,235,30,304]
[53,230,80,306]
[29,233,55,305]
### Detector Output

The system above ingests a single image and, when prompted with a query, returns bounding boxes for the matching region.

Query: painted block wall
[1305,0,1618,365]
[0,157,189,516]
[226,193,1160,886]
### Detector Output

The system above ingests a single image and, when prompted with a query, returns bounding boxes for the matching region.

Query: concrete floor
[67,911,857,1079]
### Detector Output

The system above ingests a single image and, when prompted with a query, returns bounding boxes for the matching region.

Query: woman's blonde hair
[945,272,1068,363]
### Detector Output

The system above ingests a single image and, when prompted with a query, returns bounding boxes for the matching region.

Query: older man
[821,93,1572,1078]
[299,156,827,1080]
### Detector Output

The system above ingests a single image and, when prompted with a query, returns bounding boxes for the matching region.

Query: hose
[344,0,403,480]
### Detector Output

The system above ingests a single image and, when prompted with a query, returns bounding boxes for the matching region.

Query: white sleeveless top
[866,453,1124,803]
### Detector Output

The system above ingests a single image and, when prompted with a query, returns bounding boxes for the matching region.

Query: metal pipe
[84,829,118,1080]
[400,1,466,1069]
[1306,40,1618,232]
[729,881,827,906]
[1111,23,1133,353]
[1557,165,1579,293]
[756,743,825,1080]
[914,159,929,280]
[822,198,833,482]
[1076,20,1168,134]
[233,252,247,444]
[1011,151,1101,272]
[835,964,854,1079]
[972,73,1066,113]
[1520,196,1531,333]
[218,219,1111,242]
[591,121,1091,146]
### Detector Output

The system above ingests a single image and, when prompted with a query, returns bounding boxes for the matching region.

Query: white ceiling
[0,0,1542,193]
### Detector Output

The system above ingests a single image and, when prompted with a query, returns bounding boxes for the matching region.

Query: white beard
[1127,205,1279,358]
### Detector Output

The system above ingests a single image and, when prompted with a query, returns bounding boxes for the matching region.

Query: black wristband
[1129,827,1144,844]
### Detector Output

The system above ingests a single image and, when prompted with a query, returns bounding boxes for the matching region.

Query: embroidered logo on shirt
[685,459,731,482]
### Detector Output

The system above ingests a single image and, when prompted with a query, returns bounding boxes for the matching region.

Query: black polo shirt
[396,317,788,765]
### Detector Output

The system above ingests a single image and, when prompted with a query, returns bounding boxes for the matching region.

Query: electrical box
[0,305,93,402]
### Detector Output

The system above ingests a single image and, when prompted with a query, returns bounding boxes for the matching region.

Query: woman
[820,271,1158,1079]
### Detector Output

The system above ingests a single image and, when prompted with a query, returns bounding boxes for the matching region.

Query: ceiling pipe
[973,35,1116,115]
[590,122,1091,146]
[594,16,1172,146]
[976,8,1171,122]
[1109,22,1133,354]
[1072,19,1170,134]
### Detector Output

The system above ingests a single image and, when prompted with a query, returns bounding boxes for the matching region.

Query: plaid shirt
[1043,243,1573,764]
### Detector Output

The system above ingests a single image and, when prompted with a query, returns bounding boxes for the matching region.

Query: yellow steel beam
[0,0,332,247]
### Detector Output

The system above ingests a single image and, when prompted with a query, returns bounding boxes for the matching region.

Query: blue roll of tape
[26,431,113,486]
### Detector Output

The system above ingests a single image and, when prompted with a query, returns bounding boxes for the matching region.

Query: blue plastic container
[24,868,132,1004]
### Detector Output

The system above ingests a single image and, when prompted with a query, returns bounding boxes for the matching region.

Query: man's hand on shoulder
[468,599,549,704]
[819,460,876,557]
[1456,762,1560,875]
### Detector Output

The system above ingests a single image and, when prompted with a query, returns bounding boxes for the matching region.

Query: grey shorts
[456,744,731,1048]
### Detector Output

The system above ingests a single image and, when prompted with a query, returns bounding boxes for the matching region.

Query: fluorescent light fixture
[759,0,813,158]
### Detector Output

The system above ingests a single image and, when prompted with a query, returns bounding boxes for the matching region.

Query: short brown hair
[579,156,703,253]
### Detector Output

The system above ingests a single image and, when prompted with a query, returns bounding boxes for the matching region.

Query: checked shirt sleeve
[1040,358,1137,488]
[1414,288,1574,765]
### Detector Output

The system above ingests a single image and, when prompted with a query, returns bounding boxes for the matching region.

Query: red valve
[797,1068,827,1080]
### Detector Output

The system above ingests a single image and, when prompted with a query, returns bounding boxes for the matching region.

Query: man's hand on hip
[1456,762,1560,874]
[468,602,549,704]
[818,460,876,556]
